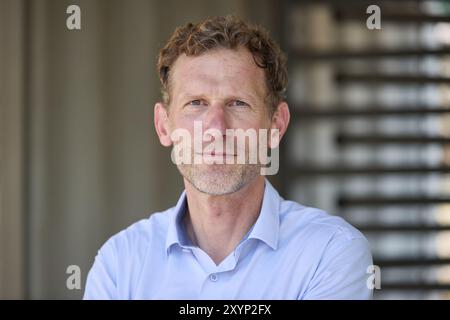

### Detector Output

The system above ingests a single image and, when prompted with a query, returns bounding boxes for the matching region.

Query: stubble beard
[177,162,261,196]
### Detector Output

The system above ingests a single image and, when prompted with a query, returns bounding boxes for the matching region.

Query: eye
[186,99,207,107]
[230,100,249,107]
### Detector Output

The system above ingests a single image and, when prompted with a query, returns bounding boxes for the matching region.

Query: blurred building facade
[282,0,450,299]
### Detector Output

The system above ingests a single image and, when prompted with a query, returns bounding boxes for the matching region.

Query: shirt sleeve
[83,241,118,300]
[301,232,374,300]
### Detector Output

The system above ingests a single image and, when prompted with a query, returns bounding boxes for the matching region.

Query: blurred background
[1,0,450,299]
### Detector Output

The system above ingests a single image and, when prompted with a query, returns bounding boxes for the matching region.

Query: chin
[180,164,261,196]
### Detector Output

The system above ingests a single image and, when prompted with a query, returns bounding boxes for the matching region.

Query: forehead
[170,48,267,99]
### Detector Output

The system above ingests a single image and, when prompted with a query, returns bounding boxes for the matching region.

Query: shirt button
[209,273,218,282]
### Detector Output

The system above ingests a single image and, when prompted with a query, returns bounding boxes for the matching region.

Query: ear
[269,101,290,149]
[154,102,173,147]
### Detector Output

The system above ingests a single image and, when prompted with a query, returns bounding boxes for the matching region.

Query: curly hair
[157,15,288,114]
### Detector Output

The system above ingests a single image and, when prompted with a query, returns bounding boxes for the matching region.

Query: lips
[209,152,235,156]
[203,154,236,158]
[195,152,236,156]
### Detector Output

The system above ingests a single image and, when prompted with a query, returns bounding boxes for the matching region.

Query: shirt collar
[247,179,280,250]
[165,178,281,255]
[165,191,189,255]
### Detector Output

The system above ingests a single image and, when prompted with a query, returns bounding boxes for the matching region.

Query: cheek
[229,113,271,131]
[169,115,197,138]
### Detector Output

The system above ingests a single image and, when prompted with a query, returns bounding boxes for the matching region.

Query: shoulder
[281,199,365,238]
[84,207,178,299]
[97,207,174,259]
[278,199,373,298]
[278,198,370,256]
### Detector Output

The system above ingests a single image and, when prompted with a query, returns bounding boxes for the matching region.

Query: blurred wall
[0,0,281,299]
[0,0,26,299]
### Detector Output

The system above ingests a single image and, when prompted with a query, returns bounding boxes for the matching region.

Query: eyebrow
[177,92,263,104]
[179,94,205,101]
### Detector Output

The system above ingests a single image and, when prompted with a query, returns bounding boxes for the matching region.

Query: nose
[203,102,228,135]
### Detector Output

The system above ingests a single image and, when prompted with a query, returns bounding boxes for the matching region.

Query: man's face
[161,48,275,195]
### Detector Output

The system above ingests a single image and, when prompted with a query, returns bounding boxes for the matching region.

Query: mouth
[196,152,236,156]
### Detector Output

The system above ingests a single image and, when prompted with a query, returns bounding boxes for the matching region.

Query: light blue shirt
[84,180,373,299]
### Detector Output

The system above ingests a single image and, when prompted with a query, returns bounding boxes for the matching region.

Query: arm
[83,241,118,300]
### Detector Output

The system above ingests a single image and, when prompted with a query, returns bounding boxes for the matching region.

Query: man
[84,15,373,300]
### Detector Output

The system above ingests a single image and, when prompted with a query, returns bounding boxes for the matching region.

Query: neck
[183,176,265,265]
